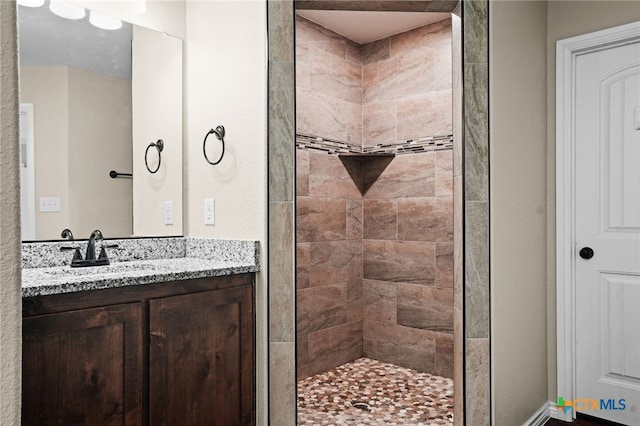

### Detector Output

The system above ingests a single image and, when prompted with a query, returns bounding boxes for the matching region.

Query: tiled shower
[295,13,454,421]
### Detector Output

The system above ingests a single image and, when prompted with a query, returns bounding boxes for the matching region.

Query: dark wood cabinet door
[149,285,254,425]
[22,303,143,426]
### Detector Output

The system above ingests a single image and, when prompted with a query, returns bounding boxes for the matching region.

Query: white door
[575,40,640,425]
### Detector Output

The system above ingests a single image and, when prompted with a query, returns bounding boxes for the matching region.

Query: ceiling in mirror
[19,2,132,80]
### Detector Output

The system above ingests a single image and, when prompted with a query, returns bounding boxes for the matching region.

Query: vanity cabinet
[149,286,254,425]
[22,274,255,426]
[22,303,143,425]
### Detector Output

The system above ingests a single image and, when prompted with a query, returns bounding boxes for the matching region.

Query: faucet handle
[60,228,74,240]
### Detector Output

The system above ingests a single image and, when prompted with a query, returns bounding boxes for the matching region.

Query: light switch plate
[39,197,60,212]
[204,199,215,225]
[164,201,174,225]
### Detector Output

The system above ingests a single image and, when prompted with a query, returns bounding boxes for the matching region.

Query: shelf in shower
[338,152,395,159]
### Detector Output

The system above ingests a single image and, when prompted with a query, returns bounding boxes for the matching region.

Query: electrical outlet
[164,201,174,225]
[204,199,215,225]
[39,197,60,212]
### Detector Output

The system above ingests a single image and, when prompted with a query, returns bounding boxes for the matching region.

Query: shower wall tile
[297,282,348,335]
[363,38,390,65]
[346,199,363,240]
[363,199,397,240]
[296,15,362,146]
[463,65,489,203]
[296,15,349,59]
[436,242,454,290]
[347,279,363,322]
[296,43,310,91]
[307,321,363,377]
[297,243,310,290]
[363,239,435,285]
[465,338,490,426]
[269,342,296,425]
[436,150,454,197]
[363,320,436,373]
[454,175,463,312]
[465,201,489,339]
[269,201,295,342]
[434,45,453,91]
[268,61,294,202]
[454,307,464,424]
[309,239,363,287]
[346,41,363,64]
[297,89,362,145]
[396,89,453,140]
[268,0,293,62]
[297,150,309,196]
[390,19,450,59]
[363,57,434,104]
[362,19,452,145]
[397,283,453,332]
[363,101,397,145]
[363,279,397,323]
[397,197,453,243]
[436,332,454,379]
[463,1,489,424]
[364,152,435,198]
[309,152,362,199]
[297,197,346,242]
[297,331,310,379]
[310,47,362,104]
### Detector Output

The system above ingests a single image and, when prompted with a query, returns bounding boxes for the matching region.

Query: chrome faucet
[85,229,103,261]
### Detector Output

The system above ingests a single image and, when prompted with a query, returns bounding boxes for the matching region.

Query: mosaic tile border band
[296,133,454,155]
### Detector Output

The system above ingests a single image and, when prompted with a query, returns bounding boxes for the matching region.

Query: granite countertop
[22,238,260,298]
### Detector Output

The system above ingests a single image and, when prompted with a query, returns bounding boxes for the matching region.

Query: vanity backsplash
[22,237,260,269]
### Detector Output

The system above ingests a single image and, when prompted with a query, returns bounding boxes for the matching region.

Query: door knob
[579,247,594,259]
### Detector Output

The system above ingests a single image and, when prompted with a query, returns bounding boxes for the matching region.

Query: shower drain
[351,401,373,412]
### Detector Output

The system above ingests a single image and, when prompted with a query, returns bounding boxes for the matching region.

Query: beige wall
[132,26,182,237]
[490,1,640,422]
[185,1,267,423]
[21,66,133,240]
[20,66,70,240]
[68,67,132,239]
[545,0,640,401]
[489,1,548,424]
[0,0,22,423]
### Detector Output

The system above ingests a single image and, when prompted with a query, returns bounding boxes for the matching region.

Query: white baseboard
[549,400,573,422]
[523,401,552,426]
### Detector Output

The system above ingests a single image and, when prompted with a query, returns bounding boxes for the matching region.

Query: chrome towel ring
[203,125,226,165]
[145,139,164,174]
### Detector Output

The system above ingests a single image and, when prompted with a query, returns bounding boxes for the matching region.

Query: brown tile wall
[296,14,454,380]
[296,15,363,145]
[363,20,453,145]
[296,150,364,380]
[362,151,454,378]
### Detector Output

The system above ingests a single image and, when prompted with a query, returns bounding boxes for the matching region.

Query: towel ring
[203,125,226,165]
[145,139,164,174]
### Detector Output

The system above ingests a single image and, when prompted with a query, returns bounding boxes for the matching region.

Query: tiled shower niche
[296,15,454,380]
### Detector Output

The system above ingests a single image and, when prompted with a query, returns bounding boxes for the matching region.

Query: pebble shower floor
[297,357,454,425]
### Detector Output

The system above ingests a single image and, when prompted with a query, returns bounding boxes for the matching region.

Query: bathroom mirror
[18,2,183,241]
